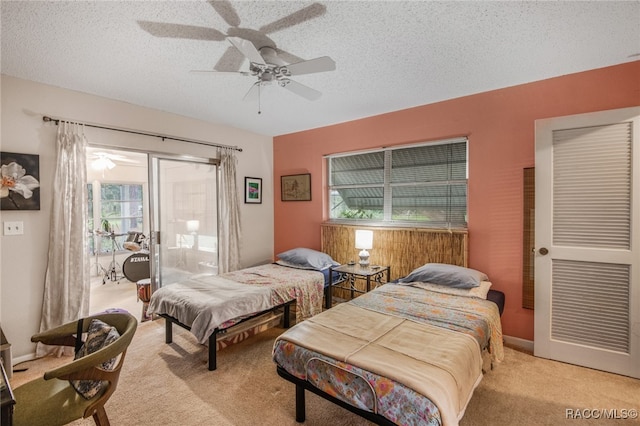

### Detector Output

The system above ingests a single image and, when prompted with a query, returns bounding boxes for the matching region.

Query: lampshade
[355,229,373,267]
[355,230,373,250]
[186,220,200,233]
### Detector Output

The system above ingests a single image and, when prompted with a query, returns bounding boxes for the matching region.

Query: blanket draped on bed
[148,276,272,343]
[147,264,325,344]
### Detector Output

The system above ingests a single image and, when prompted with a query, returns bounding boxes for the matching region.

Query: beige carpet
[11,320,640,426]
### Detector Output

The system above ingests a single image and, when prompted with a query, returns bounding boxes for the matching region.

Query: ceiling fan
[88,151,139,170]
[192,37,336,104]
[138,2,327,72]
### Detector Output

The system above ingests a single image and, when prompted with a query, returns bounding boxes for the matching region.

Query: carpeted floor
[10,319,640,425]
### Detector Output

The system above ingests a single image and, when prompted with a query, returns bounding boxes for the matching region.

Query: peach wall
[273,61,640,341]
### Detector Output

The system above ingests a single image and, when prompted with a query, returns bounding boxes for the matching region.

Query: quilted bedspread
[148,263,325,343]
[352,283,504,363]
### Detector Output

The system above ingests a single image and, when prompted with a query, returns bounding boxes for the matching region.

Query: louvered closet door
[534,107,640,379]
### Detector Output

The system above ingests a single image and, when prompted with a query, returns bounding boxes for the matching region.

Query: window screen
[328,138,468,228]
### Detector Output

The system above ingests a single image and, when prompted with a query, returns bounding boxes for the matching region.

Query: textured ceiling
[2,1,639,137]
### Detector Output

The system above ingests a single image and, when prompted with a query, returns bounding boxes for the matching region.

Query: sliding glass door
[148,155,219,290]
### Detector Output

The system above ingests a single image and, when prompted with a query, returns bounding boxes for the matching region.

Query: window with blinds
[327,137,468,228]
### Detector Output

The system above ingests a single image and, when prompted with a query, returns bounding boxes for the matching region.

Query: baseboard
[503,335,534,353]
[12,352,38,368]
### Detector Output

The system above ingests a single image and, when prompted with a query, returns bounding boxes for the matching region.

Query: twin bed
[273,262,505,426]
[147,248,344,370]
[148,248,504,425]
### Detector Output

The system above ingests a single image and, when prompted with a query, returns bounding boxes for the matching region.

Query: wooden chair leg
[92,406,110,426]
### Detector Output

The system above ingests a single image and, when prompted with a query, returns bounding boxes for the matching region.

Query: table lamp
[187,220,200,250]
[355,229,374,267]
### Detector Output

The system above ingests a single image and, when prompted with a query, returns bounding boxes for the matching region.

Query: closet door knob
[538,247,549,255]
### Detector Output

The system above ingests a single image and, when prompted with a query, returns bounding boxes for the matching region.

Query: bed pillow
[276,248,339,271]
[275,259,317,270]
[397,263,488,289]
[71,319,121,399]
[412,281,492,299]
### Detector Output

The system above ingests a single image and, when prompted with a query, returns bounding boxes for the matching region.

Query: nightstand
[326,264,390,308]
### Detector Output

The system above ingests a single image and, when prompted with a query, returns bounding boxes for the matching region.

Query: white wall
[0,75,274,361]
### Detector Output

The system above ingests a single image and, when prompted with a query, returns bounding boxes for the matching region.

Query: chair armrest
[33,313,137,381]
[43,328,134,381]
[52,358,123,382]
[31,321,80,347]
[42,346,123,381]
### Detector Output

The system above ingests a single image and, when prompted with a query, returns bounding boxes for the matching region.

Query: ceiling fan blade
[208,0,241,27]
[281,79,322,101]
[259,3,326,34]
[274,48,304,65]
[137,21,226,41]
[228,37,265,65]
[214,46,245,72]
[190,69,251,76]
[284,56,336,76]
[113,158,139,164]
[93,152,140,164]
[243,82,261,102]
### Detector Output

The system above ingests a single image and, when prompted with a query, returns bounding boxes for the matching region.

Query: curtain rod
[42,115,243,152]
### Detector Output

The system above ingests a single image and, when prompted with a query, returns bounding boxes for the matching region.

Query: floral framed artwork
[1,152,41,210]
[244,177,262,204]
[281,173,311,201]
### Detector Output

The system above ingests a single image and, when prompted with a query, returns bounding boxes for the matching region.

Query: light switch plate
[3,221,24,235]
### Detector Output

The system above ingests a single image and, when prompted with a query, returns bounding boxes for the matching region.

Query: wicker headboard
[321,224,468,281]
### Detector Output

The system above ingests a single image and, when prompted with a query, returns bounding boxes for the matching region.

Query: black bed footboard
[276,366,396,425]
[161,300,293,371]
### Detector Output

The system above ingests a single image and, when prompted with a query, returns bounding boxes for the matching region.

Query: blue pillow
[397,263,488,289]
[276,248,339,271]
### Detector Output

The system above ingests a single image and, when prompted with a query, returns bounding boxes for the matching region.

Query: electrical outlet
[3,221,24,236]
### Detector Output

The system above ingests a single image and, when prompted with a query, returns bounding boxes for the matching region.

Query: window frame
[88,181,145,255]
[326,137,468,229]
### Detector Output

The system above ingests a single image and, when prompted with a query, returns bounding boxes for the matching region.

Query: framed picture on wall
[281,173,311,201]
[244,177,262,204]
[1,151,41,210]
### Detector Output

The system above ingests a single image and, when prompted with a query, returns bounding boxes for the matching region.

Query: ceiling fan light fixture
[91,157,116,171]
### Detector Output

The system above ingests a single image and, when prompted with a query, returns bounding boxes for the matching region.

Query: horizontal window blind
[552,123,632,249]
[328,137,467,227]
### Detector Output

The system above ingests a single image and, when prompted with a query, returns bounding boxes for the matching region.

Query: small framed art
[244,177,262,204]
[281,173,311,201]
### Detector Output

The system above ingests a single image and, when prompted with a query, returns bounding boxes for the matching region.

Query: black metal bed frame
[276,366,397,425]
[274,290,506,424]
[160,299,293,370]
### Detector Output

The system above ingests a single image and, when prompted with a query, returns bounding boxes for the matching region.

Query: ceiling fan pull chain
[258,84,262,115]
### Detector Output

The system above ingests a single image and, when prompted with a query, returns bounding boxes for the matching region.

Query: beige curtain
[37,121,89,356]
[217,147,241,273]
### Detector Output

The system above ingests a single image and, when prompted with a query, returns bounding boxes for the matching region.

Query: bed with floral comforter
[273,283,504,426]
